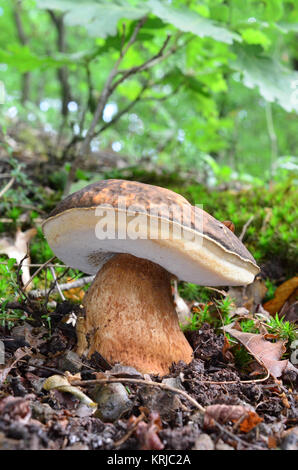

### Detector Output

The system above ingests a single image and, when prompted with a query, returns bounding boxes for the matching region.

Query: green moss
[176,178,297,274]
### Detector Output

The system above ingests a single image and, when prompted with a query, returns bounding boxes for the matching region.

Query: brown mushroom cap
[43,180,260,375]
[43,179,259,286]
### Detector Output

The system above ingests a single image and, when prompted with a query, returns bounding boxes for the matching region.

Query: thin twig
[0,261,67,268]
[43,266,70,309]
[72,376,206,413]
[191,370,270,385]
[28,275,94,299]
[23,256,56,291]
[79,16,148,158]
[49,266,65,301]
[204,286,228,297]
[0,177,15,198]
[95,82,149,136]
[0,301,34,315]
[63,16,147,195]
[239,215,254,241]
[111,35,172,94]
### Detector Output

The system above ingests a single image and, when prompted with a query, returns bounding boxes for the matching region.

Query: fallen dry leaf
[263,277,298,315]
[224,324,298,378]
[134,411,164,450]
[239,411,263,432]
[268,435,277,449]
[204,404,262,433]
[63,277,85,302]
[43,374,97,410]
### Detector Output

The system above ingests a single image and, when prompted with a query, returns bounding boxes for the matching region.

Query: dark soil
[0,304,297,451]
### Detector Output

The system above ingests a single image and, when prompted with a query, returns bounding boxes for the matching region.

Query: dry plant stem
[77,254,193,375]
[23,256,56,291]
[239,215,254,241]
[192,369,270,385]
[0,177,15,198]
[49,266,65,301]
[0,261,66,268]
[43,267,69,308]
[204,286,227,296]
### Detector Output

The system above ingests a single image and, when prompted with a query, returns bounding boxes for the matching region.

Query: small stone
[162,376,184,390]
[192,433,214,450]
[93,383,133,422]
[0,432,21,450]
[58,350,82,373]
[139,386,180,421]
[281,427,298,450]
[215,439,234,450]
[65,442,90,450]
[109,364,143,377]
[31,402,55,423]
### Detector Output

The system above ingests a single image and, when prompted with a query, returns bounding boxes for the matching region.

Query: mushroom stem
[76,254,193,376]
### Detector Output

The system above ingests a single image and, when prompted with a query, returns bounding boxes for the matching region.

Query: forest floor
[0,131,297,450]
[0,308,297,451]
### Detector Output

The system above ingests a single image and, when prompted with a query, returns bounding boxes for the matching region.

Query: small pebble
[94,383,132,422]
[192,433,214,450]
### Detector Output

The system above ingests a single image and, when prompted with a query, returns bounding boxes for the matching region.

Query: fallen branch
[28,275,94,299]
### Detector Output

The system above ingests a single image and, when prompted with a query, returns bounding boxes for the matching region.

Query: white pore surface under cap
[43,208,259,286]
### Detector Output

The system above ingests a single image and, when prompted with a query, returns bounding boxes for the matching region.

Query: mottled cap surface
[43,179,259,286]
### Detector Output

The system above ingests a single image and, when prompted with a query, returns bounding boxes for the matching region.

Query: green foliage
[30,228,54,264]
[232,44,298,113]
[182,295,234,332]
[233,344,253,370]
[238,314,298,344]
[214,296,234,324]
[148,0,240,44]
[0,258,30,328]
[0,0,297,181]
[181,304,211,331]
[36,0,240,43]
[267,313,298,343]
[178,282,211,303]
[264,279,277,302]
[36,0,148,38]
[0,257,17,298]
[0,158,41,226]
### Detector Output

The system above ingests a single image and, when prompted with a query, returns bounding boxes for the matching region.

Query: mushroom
[43,179,259,376]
